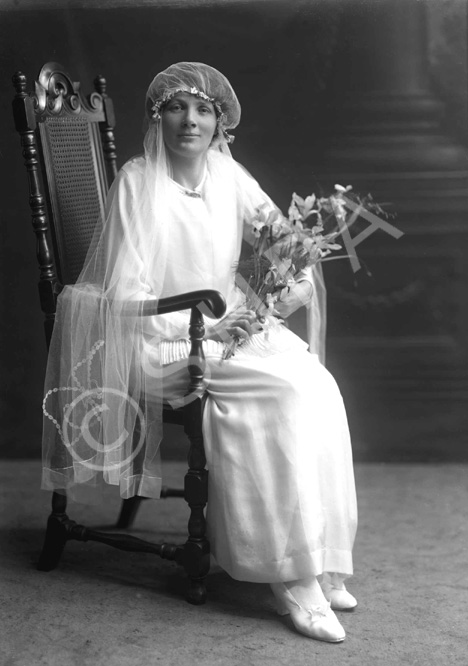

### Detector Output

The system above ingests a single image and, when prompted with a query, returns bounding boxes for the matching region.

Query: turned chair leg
[37,491,69,571]
[183,397,210,604]
[116,496,146,529]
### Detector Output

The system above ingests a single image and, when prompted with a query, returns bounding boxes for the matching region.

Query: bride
[42,62,358,643]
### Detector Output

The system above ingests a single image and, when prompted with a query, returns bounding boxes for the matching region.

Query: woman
[42,62,358,643]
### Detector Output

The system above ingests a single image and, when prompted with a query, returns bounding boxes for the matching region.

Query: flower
[334,184,352,194]
[224,183,385,359]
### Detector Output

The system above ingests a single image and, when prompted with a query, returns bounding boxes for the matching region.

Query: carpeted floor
[0,461,466,666]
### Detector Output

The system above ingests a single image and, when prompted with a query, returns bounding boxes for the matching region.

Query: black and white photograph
[0,0,467,664]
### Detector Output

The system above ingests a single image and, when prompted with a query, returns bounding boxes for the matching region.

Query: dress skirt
[152,327,358,584]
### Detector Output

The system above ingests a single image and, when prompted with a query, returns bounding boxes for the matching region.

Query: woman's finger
[227,326,250,340]
[233,318,254,336]
[243,309,257,322]
[227,319,264,339]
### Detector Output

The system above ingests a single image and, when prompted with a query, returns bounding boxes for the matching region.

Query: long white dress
[99,155,358,583]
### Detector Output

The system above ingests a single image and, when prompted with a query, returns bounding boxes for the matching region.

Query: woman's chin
[167,143,209,160]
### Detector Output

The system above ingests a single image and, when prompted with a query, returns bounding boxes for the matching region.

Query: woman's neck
[169,153,207,191]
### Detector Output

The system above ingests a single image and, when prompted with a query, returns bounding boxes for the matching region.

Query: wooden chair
[12,62,226,605]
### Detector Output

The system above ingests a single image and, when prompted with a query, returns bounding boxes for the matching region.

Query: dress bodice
[157,176,243,314]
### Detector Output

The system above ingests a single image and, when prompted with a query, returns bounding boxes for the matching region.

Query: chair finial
[94,75,106,96]
[12,71,27,94]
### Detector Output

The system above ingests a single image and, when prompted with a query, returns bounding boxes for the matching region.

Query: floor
[0,460,467,666]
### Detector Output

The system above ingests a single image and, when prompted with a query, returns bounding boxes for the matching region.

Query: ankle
[271,575,329,613]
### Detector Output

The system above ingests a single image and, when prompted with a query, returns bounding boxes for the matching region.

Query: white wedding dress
[110,156,358,584]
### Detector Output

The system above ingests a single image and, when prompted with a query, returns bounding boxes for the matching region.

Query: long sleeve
[103,160,192,341]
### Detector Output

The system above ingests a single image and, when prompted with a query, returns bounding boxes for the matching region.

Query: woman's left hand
[273,280,313,319]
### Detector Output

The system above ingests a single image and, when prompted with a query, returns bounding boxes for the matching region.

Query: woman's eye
[199,106,212,114]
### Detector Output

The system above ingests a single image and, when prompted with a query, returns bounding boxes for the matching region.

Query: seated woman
[42,62,358,643]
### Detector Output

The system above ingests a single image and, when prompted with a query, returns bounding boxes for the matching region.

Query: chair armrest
[122,289,227,320]
[122,290,226,404]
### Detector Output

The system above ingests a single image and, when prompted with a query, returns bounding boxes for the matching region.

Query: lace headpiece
[146,62,241,145]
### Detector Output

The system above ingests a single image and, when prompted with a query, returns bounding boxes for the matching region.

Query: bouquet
[223,184,378,359]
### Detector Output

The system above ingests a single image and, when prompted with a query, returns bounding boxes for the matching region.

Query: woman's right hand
[208,307,264,343]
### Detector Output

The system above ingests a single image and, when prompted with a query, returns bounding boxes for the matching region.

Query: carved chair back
[12,62,118,347]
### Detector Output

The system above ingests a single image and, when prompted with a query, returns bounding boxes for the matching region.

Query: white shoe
[321,574,358,611]
[271,582,346,643]
[329,587,358,612]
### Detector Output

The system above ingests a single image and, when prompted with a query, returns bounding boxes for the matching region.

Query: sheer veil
[41,62,327,502]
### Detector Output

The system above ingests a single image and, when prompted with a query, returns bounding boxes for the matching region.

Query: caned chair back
[12,62,118,345]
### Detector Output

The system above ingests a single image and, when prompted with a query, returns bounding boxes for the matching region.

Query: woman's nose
[182,110,196,126]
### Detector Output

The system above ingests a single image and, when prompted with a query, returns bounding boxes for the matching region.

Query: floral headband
[151,86,234,143]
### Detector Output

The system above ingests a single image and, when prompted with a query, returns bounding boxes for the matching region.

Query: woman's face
[161,92,218,161]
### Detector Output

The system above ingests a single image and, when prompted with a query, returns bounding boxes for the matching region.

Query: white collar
[171,168,207,198]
